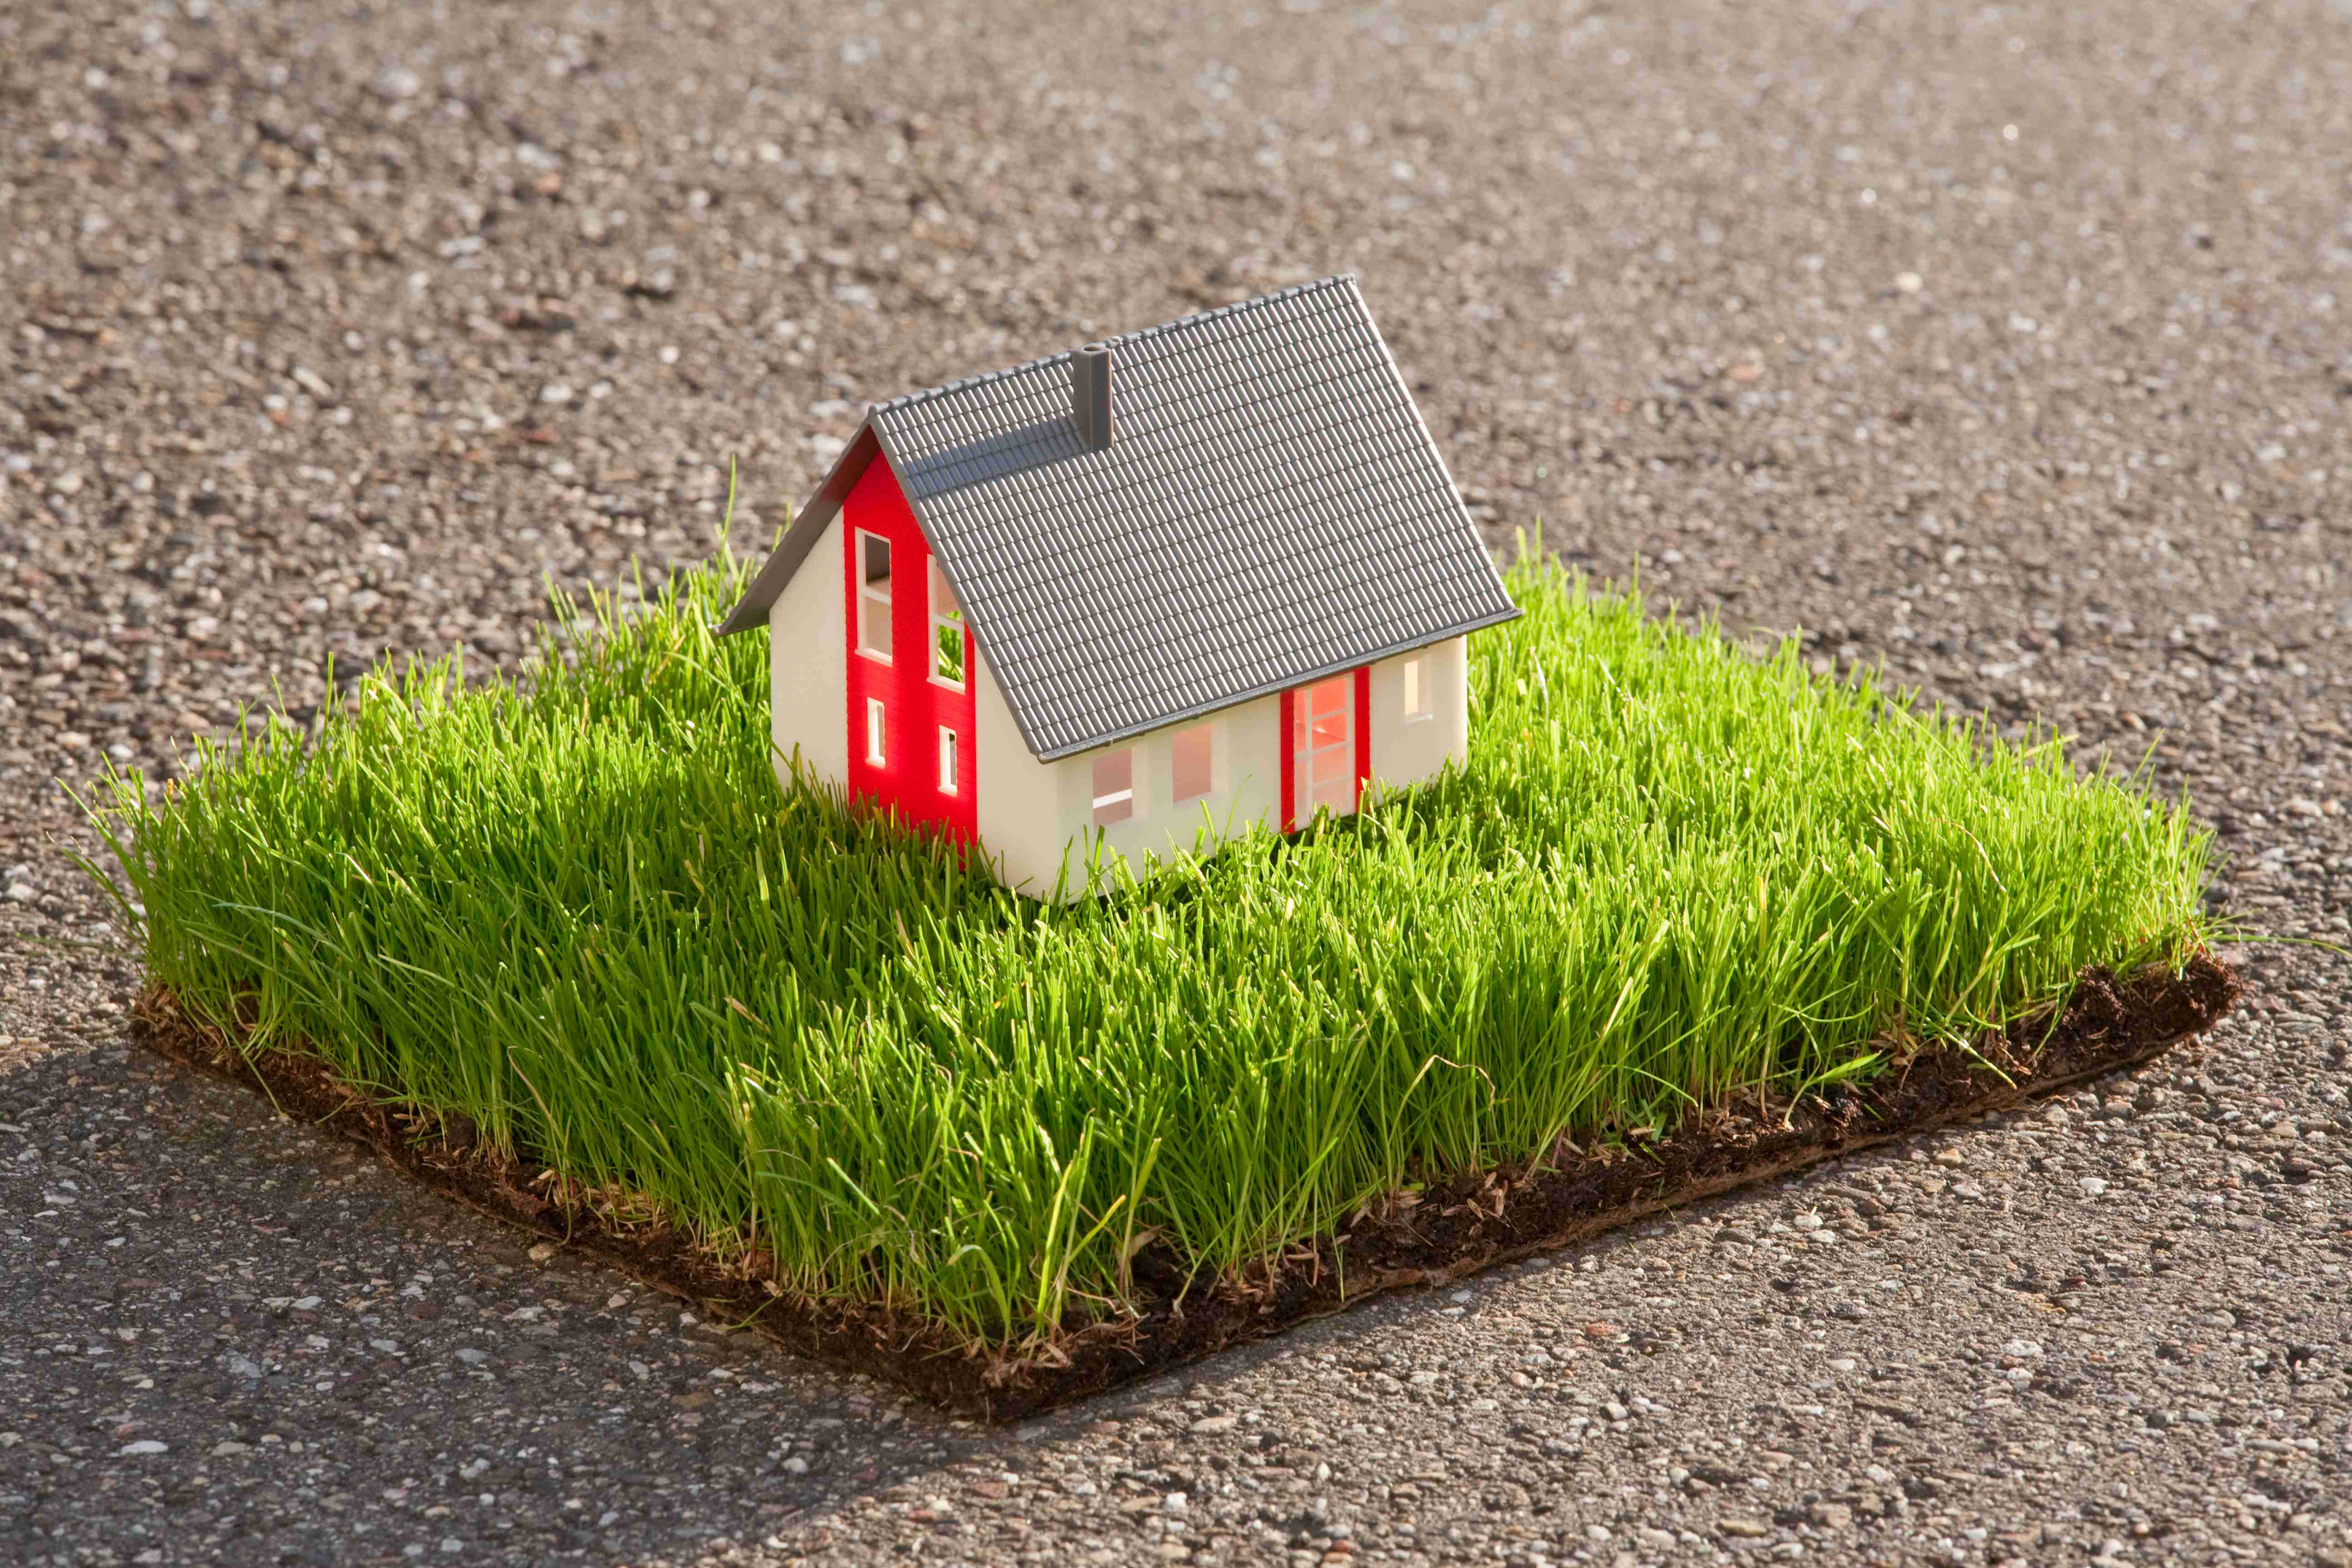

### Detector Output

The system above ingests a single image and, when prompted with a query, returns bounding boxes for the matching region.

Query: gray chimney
[1070,342,1113,452]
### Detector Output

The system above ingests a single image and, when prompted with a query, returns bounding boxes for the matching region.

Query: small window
[1402,655,1433,723]
[856,532,892,660]
[1170,723,1214,804]
[929,557,965,687]
[1091,747,1135,827]
[1294,675,1355,818]
[937,726,959,794]
[864,698,886,764]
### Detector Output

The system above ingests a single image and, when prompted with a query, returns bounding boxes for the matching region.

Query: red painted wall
[1279,689,1293,833]
[841,458,978,847]
[1352,665,1373,810]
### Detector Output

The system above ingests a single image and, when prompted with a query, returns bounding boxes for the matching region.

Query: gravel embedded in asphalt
[3,0,2350,1563]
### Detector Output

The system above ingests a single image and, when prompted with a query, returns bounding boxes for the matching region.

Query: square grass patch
[88,547,2214,1404]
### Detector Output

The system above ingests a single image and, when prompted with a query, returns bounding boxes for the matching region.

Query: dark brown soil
[134,953,2238,1419]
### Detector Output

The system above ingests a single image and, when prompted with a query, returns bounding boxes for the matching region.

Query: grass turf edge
[132,952,2237,1419]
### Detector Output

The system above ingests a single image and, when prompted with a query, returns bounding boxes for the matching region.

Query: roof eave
[1028,601,1525,763]
[712,421,884,637]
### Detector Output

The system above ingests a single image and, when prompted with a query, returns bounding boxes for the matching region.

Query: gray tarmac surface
[4,0,2351,1563]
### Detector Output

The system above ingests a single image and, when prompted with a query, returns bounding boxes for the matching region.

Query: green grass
[85,539,2209,1353]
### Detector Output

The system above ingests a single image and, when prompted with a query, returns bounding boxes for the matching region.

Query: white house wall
[766,513,846,792]
[972,647,1086,895]
[1080,691,1287,891]
[762,530,1476,898]
[981,640,1471,900]
[1365,635,1469,808]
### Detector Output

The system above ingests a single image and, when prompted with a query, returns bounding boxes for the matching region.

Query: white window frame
[1169,722,1217,805]
[864,697,887,765]
[1294,676,1354,820]
[854,530,893,663]
[1091,747,1137,827]
[1402,655,1433,724]
[928,556,966,690]
[937,726,959,795]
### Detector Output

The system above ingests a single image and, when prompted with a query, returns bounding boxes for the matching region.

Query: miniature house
[717,275,1520,897]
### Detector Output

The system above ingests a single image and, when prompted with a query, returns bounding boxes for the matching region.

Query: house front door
[1282,667,1372,831]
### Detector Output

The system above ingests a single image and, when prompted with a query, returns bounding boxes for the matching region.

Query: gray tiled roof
[720,276,1520,761]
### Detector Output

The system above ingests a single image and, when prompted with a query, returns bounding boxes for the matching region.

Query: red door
[841,459,978,846]
[1278,666,1372,832]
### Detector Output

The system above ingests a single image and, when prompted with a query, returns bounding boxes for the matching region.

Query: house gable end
[714,422,886,637]
[838,455,981,846]
[862,414,1048,761]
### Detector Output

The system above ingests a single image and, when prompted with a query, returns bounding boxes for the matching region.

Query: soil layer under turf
[135,953,2236,1418]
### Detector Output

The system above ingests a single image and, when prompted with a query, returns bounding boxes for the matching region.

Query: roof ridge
[868,274,1359,418]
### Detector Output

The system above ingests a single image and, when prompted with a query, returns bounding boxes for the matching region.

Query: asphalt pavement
[3,0,2349,1563]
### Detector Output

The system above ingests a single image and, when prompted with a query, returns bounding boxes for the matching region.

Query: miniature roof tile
[718,275,1520,761]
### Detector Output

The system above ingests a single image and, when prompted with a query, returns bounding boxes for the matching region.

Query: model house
[716,275,1520,898]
